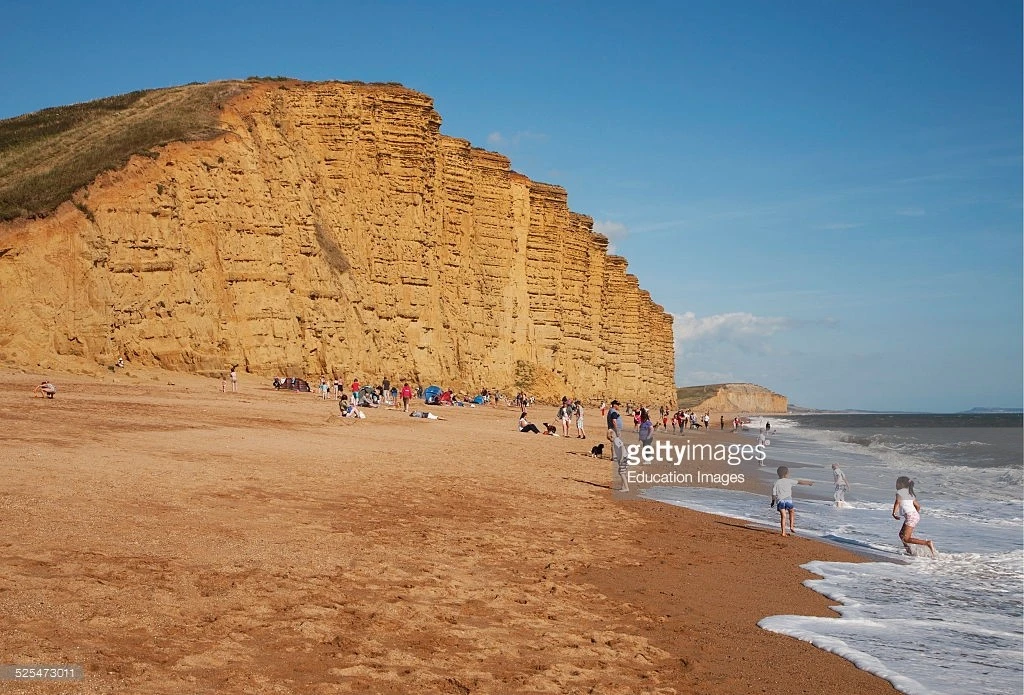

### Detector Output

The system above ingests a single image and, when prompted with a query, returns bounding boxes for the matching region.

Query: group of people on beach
[331,378,416,415]
[770,464,936,556]
[518,395,586,438]
[592,399,939,558]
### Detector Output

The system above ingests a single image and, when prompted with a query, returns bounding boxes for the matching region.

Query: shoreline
[0,367,898,693]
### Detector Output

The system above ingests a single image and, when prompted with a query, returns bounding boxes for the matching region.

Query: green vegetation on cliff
[0,82,244,221]
[676,384,728,409]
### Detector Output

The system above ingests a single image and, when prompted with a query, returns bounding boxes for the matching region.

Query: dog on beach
[542,423,558,435]
[589,443,605,458]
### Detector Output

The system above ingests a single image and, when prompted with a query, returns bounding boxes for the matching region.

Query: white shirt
[772,477,799,501]
[896,488,916,514]
[833,468,849,488]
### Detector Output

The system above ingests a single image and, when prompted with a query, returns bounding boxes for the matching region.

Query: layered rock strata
[678,383,788,415]
[0,81,675,402]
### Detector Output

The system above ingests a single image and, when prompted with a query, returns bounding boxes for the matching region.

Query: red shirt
[400,385,413,398]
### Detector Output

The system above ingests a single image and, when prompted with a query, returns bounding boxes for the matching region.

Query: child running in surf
[892,476,937,557]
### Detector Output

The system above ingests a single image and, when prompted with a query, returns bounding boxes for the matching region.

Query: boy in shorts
[770,466,813,536]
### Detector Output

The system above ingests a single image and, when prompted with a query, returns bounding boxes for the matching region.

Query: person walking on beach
[638,412,655,449]
[558,397,571,437]
[892,476,937,556]
[350,377,361,404]
[606,400,623,438]
[230,365,238,393]
[771,466,813,536]
[832,464,850,506]
[574,400,586,439]
[400,382,413,412]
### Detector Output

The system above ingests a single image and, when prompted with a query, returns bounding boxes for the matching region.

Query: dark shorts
[776,500,794,511]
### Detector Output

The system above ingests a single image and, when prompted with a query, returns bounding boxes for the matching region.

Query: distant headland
[675,383,787,414]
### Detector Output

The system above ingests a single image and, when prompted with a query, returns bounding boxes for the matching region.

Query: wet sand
[0,369,897,694]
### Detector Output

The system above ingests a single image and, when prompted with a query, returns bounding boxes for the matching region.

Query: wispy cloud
[672,311,835,356]
[896,207,926,217]
[486,130,547,148]
[593,219,629,253]
[673,311,791,349]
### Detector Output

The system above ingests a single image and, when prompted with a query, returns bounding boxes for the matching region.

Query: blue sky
[2,1,1020,411]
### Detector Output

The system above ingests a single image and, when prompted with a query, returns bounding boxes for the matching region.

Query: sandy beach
[0,368,898,694]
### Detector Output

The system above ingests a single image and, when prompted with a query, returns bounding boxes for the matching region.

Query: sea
[644,413,1023,695]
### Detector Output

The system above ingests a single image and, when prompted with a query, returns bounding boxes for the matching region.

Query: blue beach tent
[423,385,442,404]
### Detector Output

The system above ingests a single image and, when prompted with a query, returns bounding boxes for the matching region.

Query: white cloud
[672,311,790,346]
[675,313,794,362]
[594,220,628,239]
[486,131,506,146]
[593,220,628,253]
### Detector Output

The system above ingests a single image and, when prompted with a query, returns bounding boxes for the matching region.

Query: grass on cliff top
[0,81,246,221]
[676,384,727,410]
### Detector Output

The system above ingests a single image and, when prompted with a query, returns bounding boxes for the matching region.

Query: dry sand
[0,369,897,694]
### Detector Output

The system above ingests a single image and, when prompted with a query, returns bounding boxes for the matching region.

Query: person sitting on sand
[893,476,937,557]
[518,412,540,434]
[771,466,813,536]
[33,381,57,398]
[339,394,363,418]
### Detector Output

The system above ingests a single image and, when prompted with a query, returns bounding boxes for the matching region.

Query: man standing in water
[832,464,850,507]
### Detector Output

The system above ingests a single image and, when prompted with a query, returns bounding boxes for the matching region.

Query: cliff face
[0,81,675,402]
[677,383,787,414]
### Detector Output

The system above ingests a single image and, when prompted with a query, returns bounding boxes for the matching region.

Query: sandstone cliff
[676,383,787,414]
[0,80,675,402]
